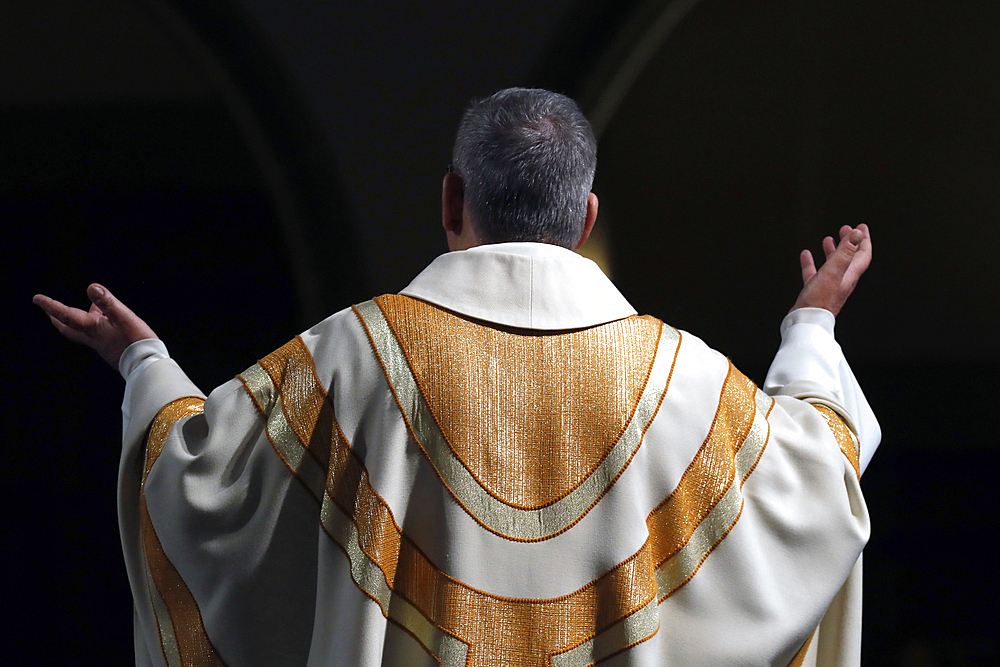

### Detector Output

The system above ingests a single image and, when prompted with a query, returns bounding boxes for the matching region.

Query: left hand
[33,284,158,369]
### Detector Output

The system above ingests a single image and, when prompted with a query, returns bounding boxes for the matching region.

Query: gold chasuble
[122,243,875,667]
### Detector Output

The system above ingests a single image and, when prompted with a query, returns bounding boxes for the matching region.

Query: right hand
[789,224,873,317]
[33,284,158,369]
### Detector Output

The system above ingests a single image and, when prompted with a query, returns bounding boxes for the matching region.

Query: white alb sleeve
[763,307,881,474]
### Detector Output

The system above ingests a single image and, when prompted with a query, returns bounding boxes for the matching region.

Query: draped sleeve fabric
[115,247,879,667]
[756,307,880,667]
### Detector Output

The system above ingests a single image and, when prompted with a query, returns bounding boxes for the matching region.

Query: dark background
[5,0,997,663]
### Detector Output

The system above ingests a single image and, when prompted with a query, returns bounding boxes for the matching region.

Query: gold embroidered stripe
[813,405,860,478]
[240,344,403,613]
[354,299,681,541]
[374,294,665,509]
[246,334,772,666]
[247,337,333,473]
[319,492,468,662]
[649,368,773,600]
[242,346,462,659]
[141,397,226,667]
[550,598,659,667]
[142,502,181,667]
[241,362,329,500]
[787,631,815,667]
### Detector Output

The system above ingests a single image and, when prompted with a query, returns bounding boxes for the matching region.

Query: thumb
[824,229,864,277]
[87,283,125,326]
[87,283,158,342]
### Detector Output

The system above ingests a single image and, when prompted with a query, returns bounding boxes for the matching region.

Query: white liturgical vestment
[117,242,879,667]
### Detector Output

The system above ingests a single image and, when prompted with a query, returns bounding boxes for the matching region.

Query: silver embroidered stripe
[319,492,470,664]
[240,363,327,500]
[387,596,470,666]
[143,540,182,667]
[551,597,660,667]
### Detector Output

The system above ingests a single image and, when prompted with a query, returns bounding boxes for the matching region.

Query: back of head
[451,88,597,249]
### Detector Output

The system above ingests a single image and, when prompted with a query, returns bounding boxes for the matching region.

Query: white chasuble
[119,242,877,667]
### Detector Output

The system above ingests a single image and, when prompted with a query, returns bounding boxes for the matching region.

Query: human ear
[442,172,464,236]
[575,192,599,248]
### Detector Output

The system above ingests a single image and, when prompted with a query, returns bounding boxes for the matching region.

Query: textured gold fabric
[787,642,811,667]
[813,405,860,478]
[255,338,333,474]
[240,340,403,612]
[648,367,760,571]
[240,325,772,665]
[652,374,773,600]
[355,298,680,541]
[374,294,663,509]
[787,631,815,667]
[142,397,227,667]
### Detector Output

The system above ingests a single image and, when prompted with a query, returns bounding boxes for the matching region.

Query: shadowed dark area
[6,0,998,664]
[591,5,1000,661]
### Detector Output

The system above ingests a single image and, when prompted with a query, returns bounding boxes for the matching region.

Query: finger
[799,249,817,283]
[856,223,872,252]
[819,228,865,281]
[87,284,130,328]
[842,224,872,281]
[47,314,93,346]
[88,283,158,342]
[839,225,852,240]
[33,294,95,333]
[822,236,836,259]
[33,293,63,314]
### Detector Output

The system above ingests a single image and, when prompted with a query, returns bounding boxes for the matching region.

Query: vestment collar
[399,242,637,330]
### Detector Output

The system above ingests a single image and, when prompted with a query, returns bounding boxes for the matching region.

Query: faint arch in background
[135,0,365,324]
[539,0,1000,363]
[573,0,703,140]
[531,0,703,277]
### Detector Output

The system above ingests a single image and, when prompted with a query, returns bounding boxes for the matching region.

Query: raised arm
[33,283,157,369]
[790,223,872,316]
[766,223,880,473]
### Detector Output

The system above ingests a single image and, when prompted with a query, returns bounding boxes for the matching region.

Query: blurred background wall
[5,0,998,663]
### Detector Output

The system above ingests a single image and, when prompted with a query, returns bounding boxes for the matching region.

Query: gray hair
[451,88,597,249]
